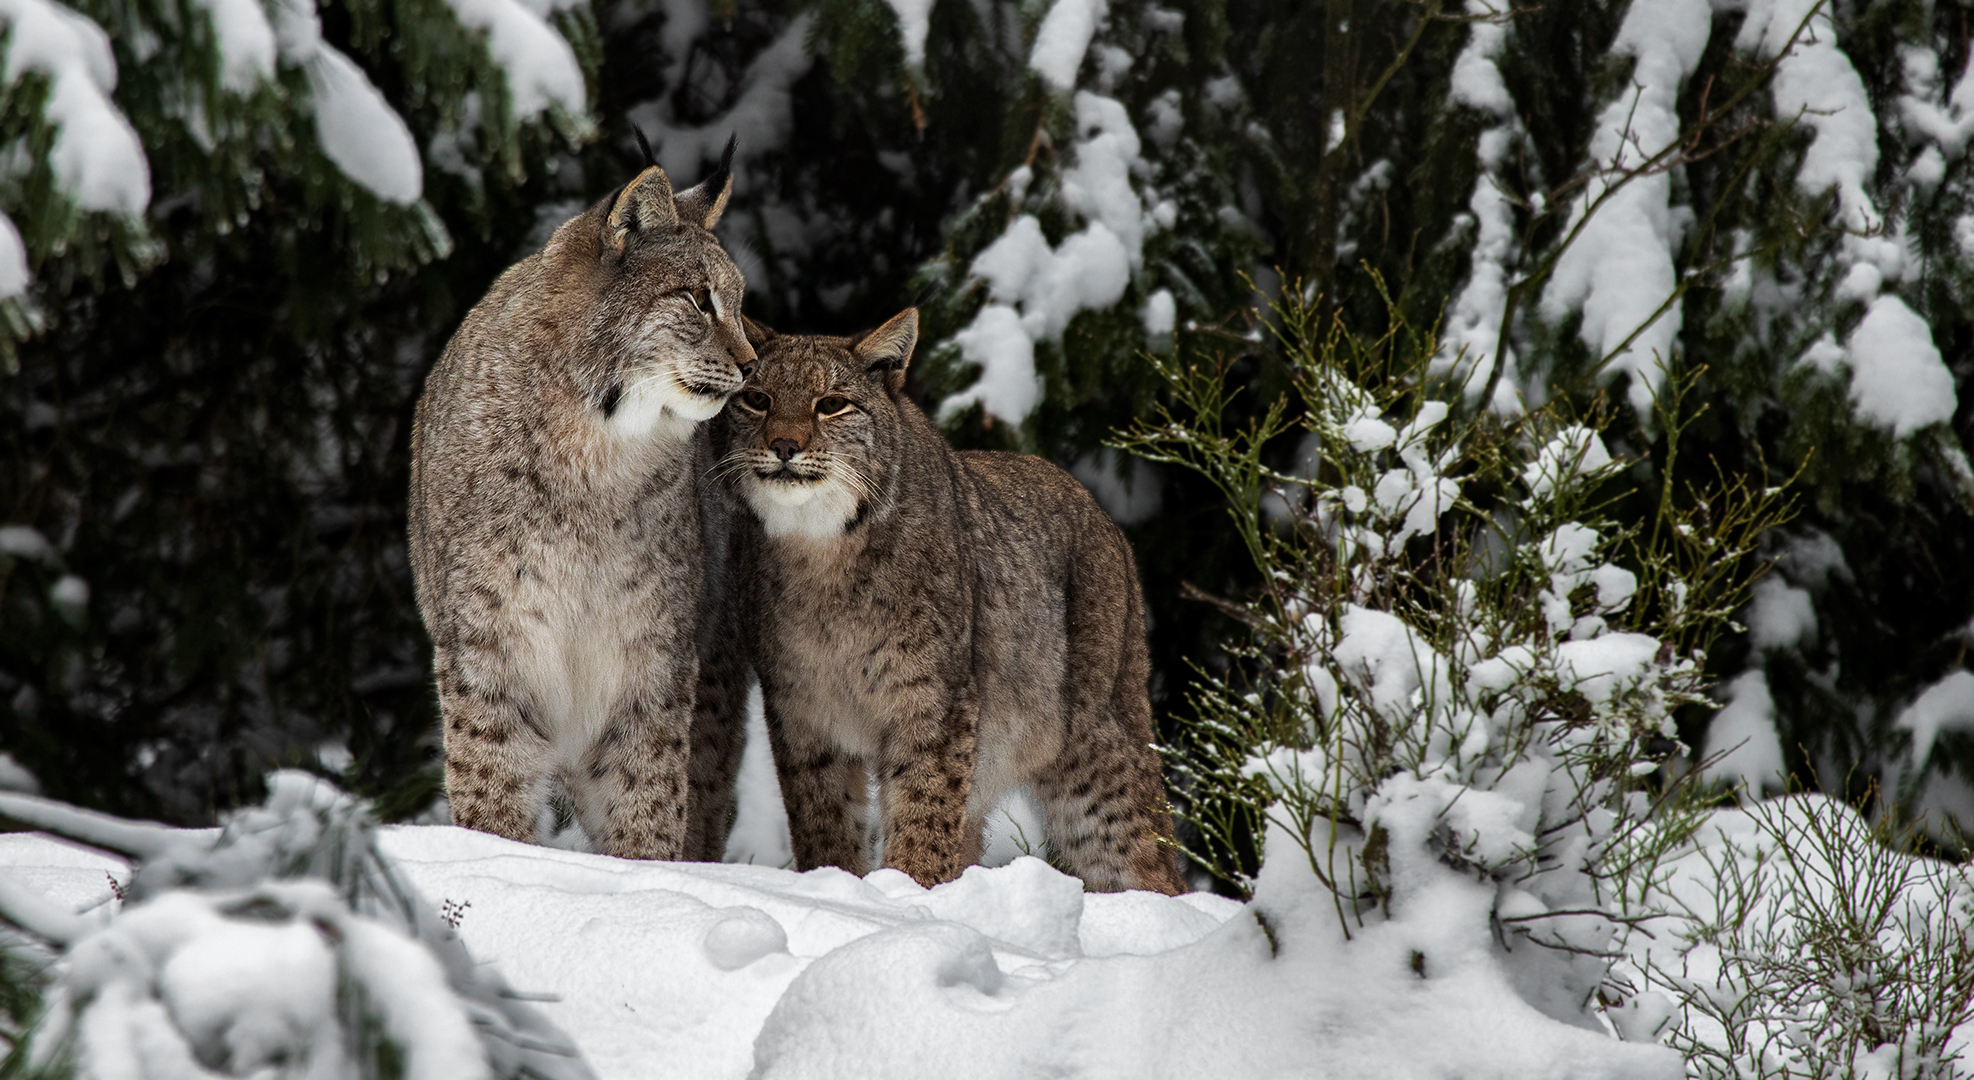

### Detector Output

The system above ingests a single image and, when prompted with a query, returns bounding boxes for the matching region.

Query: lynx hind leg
[684,617,748,862]
[1034,722,1184,895]
[764,697,872,876]
[1044,539,1186,895]
[436,646,554,844]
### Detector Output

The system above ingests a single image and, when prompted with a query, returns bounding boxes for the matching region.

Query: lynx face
[721,317,916,540]
[549,159,757,438]
[593,238,752,427]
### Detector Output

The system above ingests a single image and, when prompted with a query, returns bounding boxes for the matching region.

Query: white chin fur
[747,475,861,540]
[608,377,727,438]
[762,481,821,507]
[666,390,728,423]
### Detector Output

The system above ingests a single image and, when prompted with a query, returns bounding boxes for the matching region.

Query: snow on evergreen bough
[0,771,596,1080]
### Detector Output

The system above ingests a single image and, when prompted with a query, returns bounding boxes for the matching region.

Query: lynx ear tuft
[674,133,738,230]
[631,122,658,168]
[605,166,680,257]
[741,313,777,350]
[854,308,918,395]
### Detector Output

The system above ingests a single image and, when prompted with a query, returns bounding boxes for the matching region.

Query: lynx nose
[738,361,755,379]
[770,438,800,462]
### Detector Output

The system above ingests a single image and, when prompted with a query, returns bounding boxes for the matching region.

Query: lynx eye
[739,390,772,412]
[816,396,851,416]
[690,286,715,317]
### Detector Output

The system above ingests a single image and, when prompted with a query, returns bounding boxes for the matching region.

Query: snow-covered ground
[2,821,1681,1079]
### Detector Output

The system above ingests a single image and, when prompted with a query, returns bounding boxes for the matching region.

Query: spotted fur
[410,157,755,861]
[717,310,1186,893]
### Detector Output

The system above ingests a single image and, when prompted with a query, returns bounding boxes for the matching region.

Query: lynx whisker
[711,448,759,482]
[836,459,881,504]
[616,369,671,404]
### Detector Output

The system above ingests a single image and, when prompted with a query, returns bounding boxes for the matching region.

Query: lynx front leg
[762,690,869,875]
[436,644,553,844]
[568,692,695,860]
[876,694,978,888]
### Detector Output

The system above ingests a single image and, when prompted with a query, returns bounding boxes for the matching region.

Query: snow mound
[4,821,1688,1079]
[0,773,593,1080]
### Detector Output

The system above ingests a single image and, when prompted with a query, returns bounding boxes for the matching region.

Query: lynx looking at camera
[409,146,753,861]
[719,310,1186,894]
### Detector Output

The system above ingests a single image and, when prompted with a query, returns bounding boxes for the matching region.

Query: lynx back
[719,310,1185,894]
[409,149,755,860]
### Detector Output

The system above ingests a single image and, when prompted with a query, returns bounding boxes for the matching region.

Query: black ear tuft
[696,133,738,209]
[631,122,657,168]
[673,134,738,230]
[911,279,944,309]
[717,131,738,177]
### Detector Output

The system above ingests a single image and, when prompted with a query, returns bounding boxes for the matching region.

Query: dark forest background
[2,0,1970,854]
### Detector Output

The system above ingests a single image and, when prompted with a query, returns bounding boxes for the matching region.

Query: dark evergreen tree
[0,0,599,820]
[628,0,1973,842]
[3,0,1969,846]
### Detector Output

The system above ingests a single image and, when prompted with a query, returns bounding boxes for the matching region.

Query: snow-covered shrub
[1122,286,1792,1026]
[0,771,593,1080]
[1630,793,1974,1080]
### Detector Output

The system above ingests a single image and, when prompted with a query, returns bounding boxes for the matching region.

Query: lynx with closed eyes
[409,142,755,862]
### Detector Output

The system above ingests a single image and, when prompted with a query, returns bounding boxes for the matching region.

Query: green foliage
[0,0,1967,849]
[0,947,65,1080]
[1636,793,1974,1080]
[0,0,597,821]
[1121,282,1790,914]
